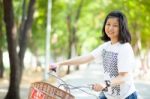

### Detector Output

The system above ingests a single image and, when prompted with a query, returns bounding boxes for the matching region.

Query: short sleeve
[118,43,135,72]
[90,43,107,60]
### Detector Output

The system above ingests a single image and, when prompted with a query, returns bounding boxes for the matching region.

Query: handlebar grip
[51,68,56,72]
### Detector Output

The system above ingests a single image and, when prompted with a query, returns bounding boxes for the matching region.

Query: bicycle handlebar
[48,72,99,99]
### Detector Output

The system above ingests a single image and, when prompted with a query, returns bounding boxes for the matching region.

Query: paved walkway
[1,63,150,99]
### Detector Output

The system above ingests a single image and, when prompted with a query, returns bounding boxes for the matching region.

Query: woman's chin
[107,35,113,38]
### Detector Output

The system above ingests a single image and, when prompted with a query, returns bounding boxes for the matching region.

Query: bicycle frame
[28,72,99,99]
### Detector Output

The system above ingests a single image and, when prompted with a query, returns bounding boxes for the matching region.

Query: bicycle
[28,71,101,99]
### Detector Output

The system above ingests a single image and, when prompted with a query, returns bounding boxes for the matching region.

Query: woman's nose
[109,26,114,30]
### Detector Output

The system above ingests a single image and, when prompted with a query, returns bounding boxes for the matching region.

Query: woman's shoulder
[102,41,111,46]
[119,42,133,51]
[120,42,132,47]
[98,41,110,48]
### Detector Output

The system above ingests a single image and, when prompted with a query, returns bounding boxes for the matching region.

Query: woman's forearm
[58,54,94,66]
[110,72,128,86]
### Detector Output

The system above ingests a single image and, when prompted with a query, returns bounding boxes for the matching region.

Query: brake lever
[51,68,56,72]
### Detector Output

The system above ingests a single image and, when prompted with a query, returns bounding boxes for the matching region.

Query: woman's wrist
[105,80,111,87]
[57,62,62,66]
[102,80,111,92]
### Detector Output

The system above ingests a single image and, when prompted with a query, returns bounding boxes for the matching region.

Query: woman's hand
[92,83,106,92]
[49,63,59,72]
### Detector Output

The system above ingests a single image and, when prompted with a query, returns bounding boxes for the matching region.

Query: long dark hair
[101,10,131,43]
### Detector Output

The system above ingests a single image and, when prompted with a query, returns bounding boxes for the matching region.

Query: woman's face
[105,17,119,41]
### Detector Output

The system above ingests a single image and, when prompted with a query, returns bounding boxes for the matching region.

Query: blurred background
[0,0,150,99]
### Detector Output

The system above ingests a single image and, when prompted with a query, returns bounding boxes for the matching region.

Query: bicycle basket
[28,82,75,99]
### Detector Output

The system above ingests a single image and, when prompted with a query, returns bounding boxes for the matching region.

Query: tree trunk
[66,14,72,74]
[72,0,83,71]
[0,0,4,78]
[3,0,36,98]
[18,0,35,83]
[3,0,21,99]
[0,48,4,78]
[66,0,84,74]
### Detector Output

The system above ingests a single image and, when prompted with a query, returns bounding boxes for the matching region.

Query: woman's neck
[111,39,119,45]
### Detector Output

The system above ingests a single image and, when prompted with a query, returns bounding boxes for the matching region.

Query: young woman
[50,10,137,99]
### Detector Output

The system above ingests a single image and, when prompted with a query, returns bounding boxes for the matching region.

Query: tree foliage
[50,0,150,57]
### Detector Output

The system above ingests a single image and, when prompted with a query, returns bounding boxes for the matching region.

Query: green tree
[3,0,36,98]
[0,0,5,78]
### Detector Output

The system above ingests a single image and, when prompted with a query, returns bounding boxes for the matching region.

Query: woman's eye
[106,24,110,26]
[113,25,118,27]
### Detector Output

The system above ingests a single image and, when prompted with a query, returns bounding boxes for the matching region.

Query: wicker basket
[28,82,75,99]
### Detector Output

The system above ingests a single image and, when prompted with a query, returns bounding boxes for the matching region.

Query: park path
[0,63,150,99]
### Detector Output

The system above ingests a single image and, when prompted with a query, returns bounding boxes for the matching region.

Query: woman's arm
[58,54,94,66]
[110,72,129,86]
[92,72,129,92]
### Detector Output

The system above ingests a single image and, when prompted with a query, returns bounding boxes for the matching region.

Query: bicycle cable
[48,72,99,99]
